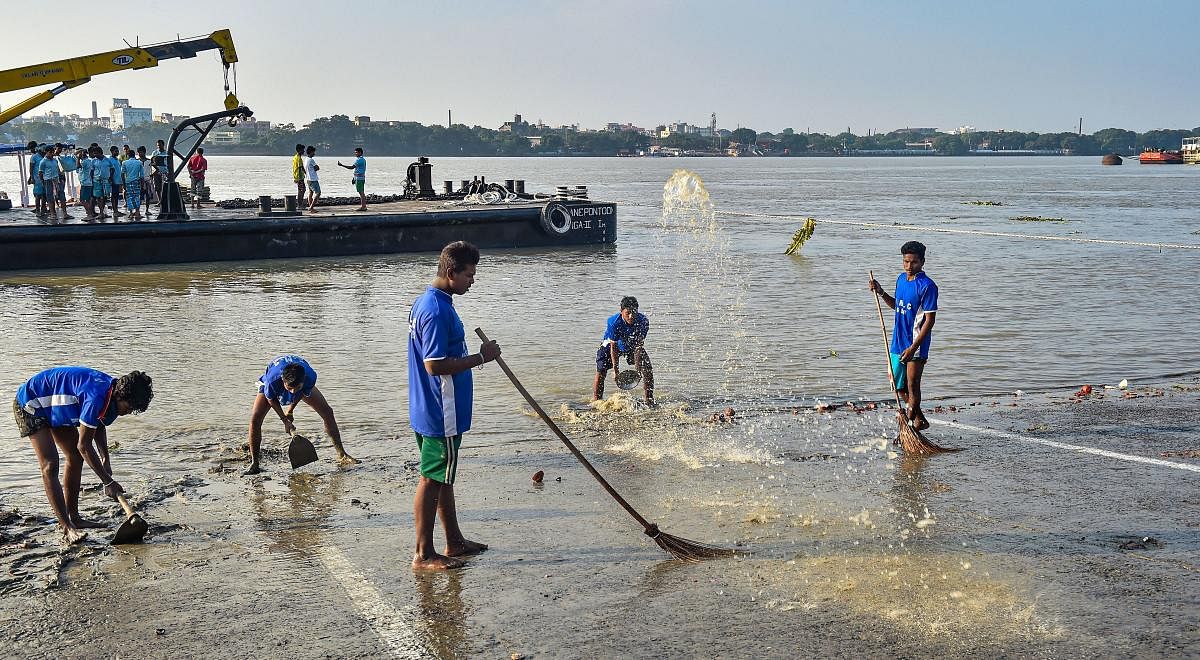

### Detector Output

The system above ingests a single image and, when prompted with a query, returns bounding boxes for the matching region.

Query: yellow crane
[0,29,239,126]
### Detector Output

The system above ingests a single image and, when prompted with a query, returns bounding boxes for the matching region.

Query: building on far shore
[110,98,152,129]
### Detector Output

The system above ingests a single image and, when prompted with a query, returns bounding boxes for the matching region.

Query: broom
[869,271,954,454]
[476,327,739,561]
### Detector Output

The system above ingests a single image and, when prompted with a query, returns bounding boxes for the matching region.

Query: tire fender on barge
[540,201,573,237]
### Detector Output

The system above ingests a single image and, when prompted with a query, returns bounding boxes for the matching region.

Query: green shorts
[354,179,365,194]
[415,432,462,485]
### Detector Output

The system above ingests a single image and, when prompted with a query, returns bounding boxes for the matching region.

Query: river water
[1,157,1198,654]
[1,155,1198,492]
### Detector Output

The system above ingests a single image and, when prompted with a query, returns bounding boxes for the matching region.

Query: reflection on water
[249,471,348,556]
[413,569,468,658]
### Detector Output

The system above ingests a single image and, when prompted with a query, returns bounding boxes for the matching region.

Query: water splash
[656,170,760,399]
[662,169,714,222]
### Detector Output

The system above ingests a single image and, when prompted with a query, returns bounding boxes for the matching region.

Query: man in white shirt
[304,145,321,213]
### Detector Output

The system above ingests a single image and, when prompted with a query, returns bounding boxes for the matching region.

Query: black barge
[0,198,616,271]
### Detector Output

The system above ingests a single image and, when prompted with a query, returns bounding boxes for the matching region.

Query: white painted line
[929,419,1200,474]
[314,545,426,658]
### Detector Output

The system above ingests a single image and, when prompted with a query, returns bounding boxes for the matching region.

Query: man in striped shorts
[407,241,501,570]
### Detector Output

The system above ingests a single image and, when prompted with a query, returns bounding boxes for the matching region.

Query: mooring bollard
[504,179,515,192]
[460,180,469,192]
[258,195,273,215]
[444,181,453,195]
[284,195,298,213]
[515,180,525,194]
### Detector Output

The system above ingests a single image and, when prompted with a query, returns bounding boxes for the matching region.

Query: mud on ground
[1,385,1198,658]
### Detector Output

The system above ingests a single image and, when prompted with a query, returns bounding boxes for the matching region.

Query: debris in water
[532,470,544,483]
[784,218,817,255]
[1011,216,1068,222]
[963,200,1004,206]
[1160,449,1200,459]
[706,407,737,424]
[1073,384,1093,397]
[1117,536,1163,550]
[1118,378,1129,390]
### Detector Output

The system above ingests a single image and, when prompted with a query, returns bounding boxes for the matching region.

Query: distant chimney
[91,101,98,120]
[514,114,522,125]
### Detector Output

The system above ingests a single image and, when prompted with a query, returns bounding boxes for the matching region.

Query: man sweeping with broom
[869,241,938,432]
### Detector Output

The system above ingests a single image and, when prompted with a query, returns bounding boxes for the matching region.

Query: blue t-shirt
[257,355,317,406]
[890,272,939,358]
[16,366,118,429]
[408,286,472,437]
[59,155,78,172]
[93,158,111,186]
[107,156,123,184]
[122,158,144,183]
[39,156,59,183]
[352,156,366,181]
[78,157,94,185]
[601,311,650,353]
[29,154,42,187]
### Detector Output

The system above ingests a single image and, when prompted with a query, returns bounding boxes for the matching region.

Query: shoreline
[3,378,1197,657]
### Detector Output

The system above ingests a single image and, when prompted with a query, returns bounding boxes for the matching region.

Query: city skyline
[2,1,1199,135]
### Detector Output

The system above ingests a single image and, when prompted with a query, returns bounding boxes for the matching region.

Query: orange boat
[1139,149,1184,164]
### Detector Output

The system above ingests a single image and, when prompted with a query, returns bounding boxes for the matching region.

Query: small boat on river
[1139,149,1184,164]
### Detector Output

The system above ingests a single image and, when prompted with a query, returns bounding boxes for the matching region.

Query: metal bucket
[616,370,642,390]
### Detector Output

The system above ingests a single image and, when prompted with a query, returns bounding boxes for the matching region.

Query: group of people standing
[26,139,208,222]
[291,143,369,213]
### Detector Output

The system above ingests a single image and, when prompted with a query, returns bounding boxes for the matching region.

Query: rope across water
[613,199,1200,251]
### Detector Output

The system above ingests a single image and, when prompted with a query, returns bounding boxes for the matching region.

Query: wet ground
[3,382,1197,658]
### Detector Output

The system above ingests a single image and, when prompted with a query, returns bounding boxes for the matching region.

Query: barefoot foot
[445,538,488,557]
[336,453,361,465]
[242,464,263,476]
[62,528,88,546]
[412,552,464,570]
[71,517,107,529]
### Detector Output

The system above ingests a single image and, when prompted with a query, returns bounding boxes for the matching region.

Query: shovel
[287,430,319,469]
[111,493,148,545]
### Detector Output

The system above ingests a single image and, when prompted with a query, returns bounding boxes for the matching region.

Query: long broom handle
[475,327,655,531]
[870,271,907,412]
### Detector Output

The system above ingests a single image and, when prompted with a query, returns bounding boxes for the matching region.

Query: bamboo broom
[476,327,739,561]
[869,271,954,454]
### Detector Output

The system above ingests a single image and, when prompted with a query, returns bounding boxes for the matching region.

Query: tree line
[6,115,1197,157]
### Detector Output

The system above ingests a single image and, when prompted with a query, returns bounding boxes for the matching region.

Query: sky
[2,0,1198,134]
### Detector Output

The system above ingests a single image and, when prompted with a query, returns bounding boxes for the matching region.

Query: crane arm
[0,29,238,126]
